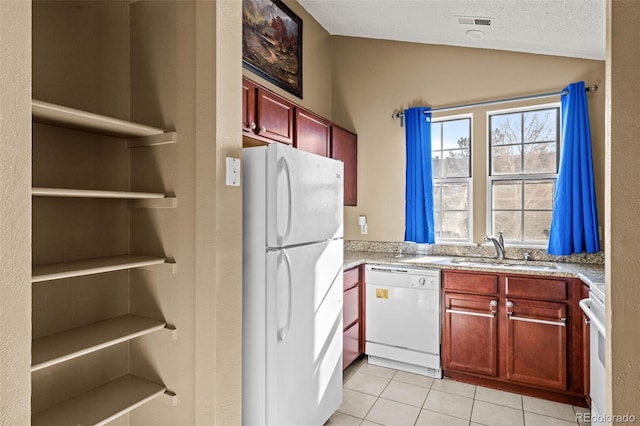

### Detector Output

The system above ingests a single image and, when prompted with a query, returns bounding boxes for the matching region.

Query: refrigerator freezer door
[264,240,343,426]
[266,143,343,248]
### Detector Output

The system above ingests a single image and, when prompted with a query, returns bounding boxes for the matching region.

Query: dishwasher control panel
[365,265,441,291]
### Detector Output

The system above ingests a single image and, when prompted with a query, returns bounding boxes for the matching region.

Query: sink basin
[400,256,451,264]
[446,257,558,270]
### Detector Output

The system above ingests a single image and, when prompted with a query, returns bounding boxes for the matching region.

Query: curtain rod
[391,84,598,124]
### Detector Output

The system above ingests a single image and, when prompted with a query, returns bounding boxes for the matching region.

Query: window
[431,115,472,241]
[488,105,560,243]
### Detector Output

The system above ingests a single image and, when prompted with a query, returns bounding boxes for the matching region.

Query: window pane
[524,211,553,240]
[433,184,442,211]
[441,211,468,239]
[493,181,521,209]
[524,180,554,209]
[523,142,557,173]
[443,150,470,177]
[442,119,470,150]
[431,122,442,150]
[433,211,442,238]
[432,153,442,179]
[442,183,468,210]
[493,211,522,240]
[523,110,556,143]
[492,145,521,174]
[491,113,522,145]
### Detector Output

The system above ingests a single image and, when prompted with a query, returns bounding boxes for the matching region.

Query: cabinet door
[295,109,330,157]
[257,88,294,144]
[242,77,257,133]
[443,293,498,376]
[506,298,568,390]
[330,126,357,206]
[343,322,360,369]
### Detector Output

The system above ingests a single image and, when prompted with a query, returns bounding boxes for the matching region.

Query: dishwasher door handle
[446,308,495,318]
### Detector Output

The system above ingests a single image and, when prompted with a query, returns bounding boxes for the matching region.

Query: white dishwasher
[365,264,442,378]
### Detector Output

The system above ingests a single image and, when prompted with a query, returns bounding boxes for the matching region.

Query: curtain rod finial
[586,84,598,93]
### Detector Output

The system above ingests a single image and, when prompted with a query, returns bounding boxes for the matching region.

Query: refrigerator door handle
[277,250,293,342]
[277,156,293,244]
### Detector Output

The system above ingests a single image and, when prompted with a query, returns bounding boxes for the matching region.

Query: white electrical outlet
[358,215,368,234]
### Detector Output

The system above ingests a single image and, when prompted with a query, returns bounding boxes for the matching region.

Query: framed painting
[242,0,303,98]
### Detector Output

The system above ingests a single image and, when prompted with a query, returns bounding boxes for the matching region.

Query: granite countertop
[344,251,605,288]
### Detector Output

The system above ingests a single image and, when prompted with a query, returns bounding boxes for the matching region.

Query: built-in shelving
[32,314,166,372]
[32,187,167,199]
[32,99,165,138]
[31,374,167,426]
[32,255,168,283]
[31,93,179,418]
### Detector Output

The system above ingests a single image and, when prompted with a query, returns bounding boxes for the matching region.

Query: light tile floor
[325,356,591,426]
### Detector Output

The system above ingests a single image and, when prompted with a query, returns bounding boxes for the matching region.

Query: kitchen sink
[445,257,558,270]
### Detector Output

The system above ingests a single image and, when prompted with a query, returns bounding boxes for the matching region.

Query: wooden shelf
[32,187,167,199]
[32,99,165,138]
[32,255,167,283]
[32,314,166,372]
[31,374,167,426]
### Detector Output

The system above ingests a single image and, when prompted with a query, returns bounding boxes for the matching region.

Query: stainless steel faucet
[484,232,506,260]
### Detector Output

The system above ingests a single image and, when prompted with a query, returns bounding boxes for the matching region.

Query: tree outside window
[488,106,560,242]
[432,117,472,241]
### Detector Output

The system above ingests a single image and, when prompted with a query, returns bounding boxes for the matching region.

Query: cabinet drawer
[443,271,498,294]
[344,286,359,329]
[343,322,360,370]
[344,266,360,290]
[505,276,568,301]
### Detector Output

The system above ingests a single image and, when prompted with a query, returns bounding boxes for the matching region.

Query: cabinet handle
[446,308,495,318]
[260,126,266,134]
[507,315,566,327]
[250,122,256,130]
[490,299,497,316]
[506,301,514,308]
[585,319,591,325]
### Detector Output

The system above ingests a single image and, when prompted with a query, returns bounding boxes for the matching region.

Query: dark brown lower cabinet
[343,265,365,369]
[442,270,588,407]
[506,298,567,390]
[443,293,498,376]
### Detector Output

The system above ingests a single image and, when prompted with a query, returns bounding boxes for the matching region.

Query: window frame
[431,113,473,244]
[485,103,561,246]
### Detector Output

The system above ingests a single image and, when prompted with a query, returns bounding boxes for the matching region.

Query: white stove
[579,281,606,426]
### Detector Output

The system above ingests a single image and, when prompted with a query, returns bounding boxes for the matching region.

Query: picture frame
[242,0,303,98]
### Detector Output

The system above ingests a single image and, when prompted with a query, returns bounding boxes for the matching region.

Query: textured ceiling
[297,0,606,60]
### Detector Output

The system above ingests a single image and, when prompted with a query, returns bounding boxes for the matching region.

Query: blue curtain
[548,81,600,255]
[405,107,435,244]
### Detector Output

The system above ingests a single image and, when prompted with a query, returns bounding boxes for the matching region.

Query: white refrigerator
[242,143,344,426]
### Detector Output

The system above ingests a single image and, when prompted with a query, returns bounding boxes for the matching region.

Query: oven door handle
[579,298,606,337]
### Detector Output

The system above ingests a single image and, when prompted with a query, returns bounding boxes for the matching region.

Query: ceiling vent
[456,16,494,27]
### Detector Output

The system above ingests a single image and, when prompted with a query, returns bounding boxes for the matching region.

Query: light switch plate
[226,157,241,186]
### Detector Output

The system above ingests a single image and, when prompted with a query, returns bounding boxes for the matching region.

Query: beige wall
[606,0,640,421]
[128,1,242,424]
[0,1,32,424]
[332,37,605,243]
[242,0,333,119]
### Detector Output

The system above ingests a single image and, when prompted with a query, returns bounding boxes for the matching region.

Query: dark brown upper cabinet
[331,126,358,206]
[295,108,330,157]
[243,77,294,145]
